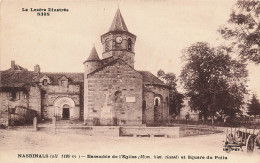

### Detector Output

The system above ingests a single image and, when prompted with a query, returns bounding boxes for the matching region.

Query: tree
[180,42,248,121]
[169,91,184,116]
[219,0,260,64]
[157,70,178,90]
[247,94,260,116]
[157,70,184,115]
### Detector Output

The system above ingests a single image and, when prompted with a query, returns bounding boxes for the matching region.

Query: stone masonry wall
[0,90,29,126]
[101,32,136,68]
[143,85,170,125]
[29,85,41,119]
[104,51,135,68]
[42,84,81,120]
[80,84,84,120]
[85,60,143,126]
[143,91,154,125]
[0,92,10,126]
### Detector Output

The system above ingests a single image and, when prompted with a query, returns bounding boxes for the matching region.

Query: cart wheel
[227,133,234,141]
[246,135,255,153]
[226,147,232,153]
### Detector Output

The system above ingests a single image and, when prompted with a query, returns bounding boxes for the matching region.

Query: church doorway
[53,97,76,121]
[62,104,70,120]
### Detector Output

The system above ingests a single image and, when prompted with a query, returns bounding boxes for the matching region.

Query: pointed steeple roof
[86,46,100,62]
[109,8,128,32]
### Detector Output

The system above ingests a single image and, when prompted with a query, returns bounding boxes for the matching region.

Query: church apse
[143,85,170,125]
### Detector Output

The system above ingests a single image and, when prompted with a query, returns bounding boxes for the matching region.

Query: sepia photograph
[0,0,260,162]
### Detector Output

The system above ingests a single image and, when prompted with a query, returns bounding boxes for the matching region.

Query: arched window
[114,90,121,102]
[166,97,169,107]
[61,80,66,87]
[155,99,159,106]
[42,79,48,86]
[105,39,109,52]
[128,38,132,51]
[154,97,161,107]
[10,91,16,99]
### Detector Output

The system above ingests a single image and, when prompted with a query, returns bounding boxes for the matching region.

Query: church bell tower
[101,9,136,68]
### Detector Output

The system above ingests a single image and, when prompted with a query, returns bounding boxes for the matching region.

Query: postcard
[0,0,260,162]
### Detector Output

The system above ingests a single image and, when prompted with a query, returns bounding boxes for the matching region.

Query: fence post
[52,117,56,134]
[33,117,37,132]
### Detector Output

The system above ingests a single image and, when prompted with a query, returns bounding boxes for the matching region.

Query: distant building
[241,93,250,116]
[0,9,170,126]
[179,98,199,121]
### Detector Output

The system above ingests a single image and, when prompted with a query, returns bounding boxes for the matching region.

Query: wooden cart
[223,128,260,153]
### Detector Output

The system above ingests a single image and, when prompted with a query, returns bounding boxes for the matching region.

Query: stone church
[0,9,170,126]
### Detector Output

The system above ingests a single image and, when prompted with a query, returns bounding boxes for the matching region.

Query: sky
[0,0,259,97]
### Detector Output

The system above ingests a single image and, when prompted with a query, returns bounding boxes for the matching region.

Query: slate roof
[0,61,84,88]
[0,70,84,88]
[40,72,83,84]
[109,8,128,32]
[138,71,165,85]
[87,58,134,76]
[0,70,39,88]
[87,58,165,86]
[6,64,28,71]
[100,56,114,65]
[83,46,100,63]
[0,62,165,88]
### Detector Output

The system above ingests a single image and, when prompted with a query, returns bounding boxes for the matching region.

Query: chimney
[34,64,40,73]
[11,60,15,70]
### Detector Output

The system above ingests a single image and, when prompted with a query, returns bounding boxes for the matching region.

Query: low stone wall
[179,126,223,137]
[55,126,92,135]
[42,123,180,138]
[8,107,37,126]
[92,126,120,136]
[216,126,260,134]
[120,126,180,138]
[55,125,120,136]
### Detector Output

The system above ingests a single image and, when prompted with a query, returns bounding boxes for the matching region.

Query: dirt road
[0,129,259,163]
